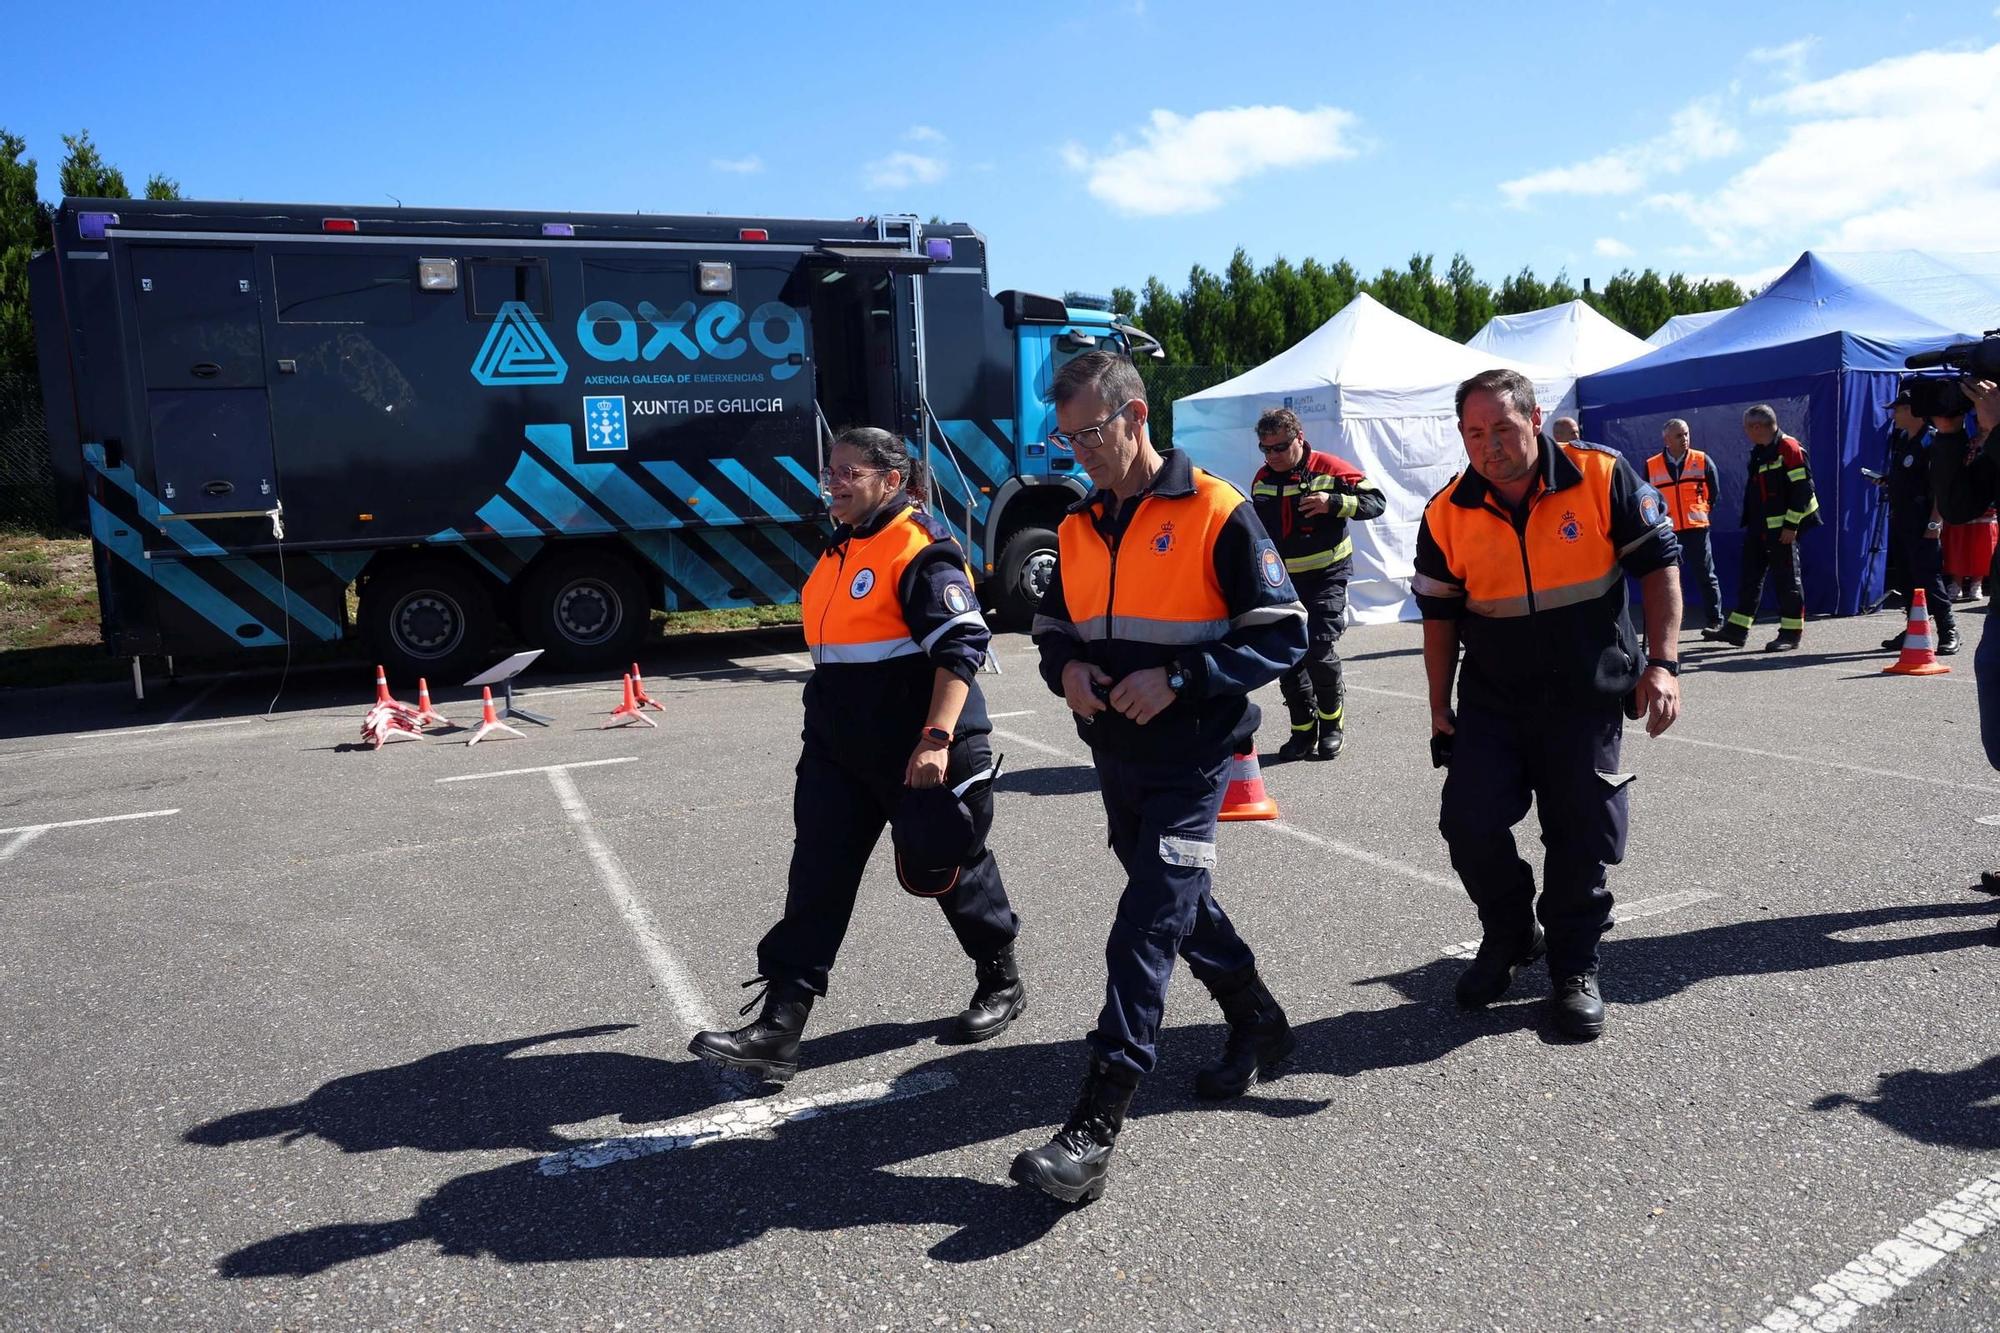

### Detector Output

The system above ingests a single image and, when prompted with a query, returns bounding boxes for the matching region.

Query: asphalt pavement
[0,606,1995,1332]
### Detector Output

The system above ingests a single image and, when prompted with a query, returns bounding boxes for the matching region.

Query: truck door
[130,245,279,520]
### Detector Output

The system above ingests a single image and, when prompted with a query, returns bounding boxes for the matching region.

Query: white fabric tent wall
[1466,300,1651,419]
[1644,308,1731,347]
[1171,294,1559,624]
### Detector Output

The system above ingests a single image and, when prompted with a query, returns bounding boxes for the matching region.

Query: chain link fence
[0,371,57,532]
[1137,363,1250,448]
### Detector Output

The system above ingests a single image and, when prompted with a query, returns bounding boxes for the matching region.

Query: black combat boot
[1276,717,1317,762]
[1702,622,1747,647]
[1938,627,1962,655]
[1455,921,1547,1008]
[1882,631,1907,651]
[688,977,814,1084]
[1314,706,1344,761]
[1010,1054,1140,1204]
[955,943,1027,1042]
[1764,630,1802,652]
[1552,970,1605,1039]
[1194,967,1296,1100]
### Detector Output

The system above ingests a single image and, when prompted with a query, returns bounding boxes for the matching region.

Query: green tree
[1223,247,1283,365]
[1137,276,1192,363]
[60,130,128,198]
[144,172,181,201]
[1447,253,1494,342]
[1109,285,1138,319]
[0,130,44,373]
[1181,263,1232,365]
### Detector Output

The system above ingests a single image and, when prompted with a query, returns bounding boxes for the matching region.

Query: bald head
[1550,417,1581,443]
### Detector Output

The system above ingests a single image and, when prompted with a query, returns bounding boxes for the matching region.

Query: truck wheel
[360,559,496,686]
[994,525,1060,629]
[519,549,649,672]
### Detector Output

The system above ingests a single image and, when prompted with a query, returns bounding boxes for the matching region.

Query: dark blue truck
[30,199,1155,685]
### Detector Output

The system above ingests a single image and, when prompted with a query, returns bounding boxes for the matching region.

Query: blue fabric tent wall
[1578,251,2000,618]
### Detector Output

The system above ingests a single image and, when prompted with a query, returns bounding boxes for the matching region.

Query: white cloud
[1062,105,1360,216]
[1593,237,1635,259]
[1500,98,1740,207]
[1746,36,1816,83]
[904,125,947,145]
[710,155,764,175]
[863,151,947,190]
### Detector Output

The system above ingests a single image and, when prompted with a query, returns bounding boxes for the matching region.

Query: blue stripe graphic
[524,426,680,530]
[624,531,743,610]
[759,525,819,577]
[692,528,798,605]
[503,453,616,534]
[428,528,513,584]
[217,557,339,640]
[776,455,824,498]
[938,419,1014,487]
[90,497,282,647]
[713,457,800,521]
[640,460,742,524]
[477,495,544,538]
[314,551,373,582]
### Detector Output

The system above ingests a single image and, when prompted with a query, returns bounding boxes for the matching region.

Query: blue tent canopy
[1579,250,2000,617]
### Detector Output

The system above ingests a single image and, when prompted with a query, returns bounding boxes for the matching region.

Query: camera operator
[1936,378,2000,901]
[1879,380,1959,655]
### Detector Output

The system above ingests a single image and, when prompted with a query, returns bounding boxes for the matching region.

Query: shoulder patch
[1636,485,1666,528]
[1259,545,1287,588]
[908,509,955,542]
[943,581,973,615]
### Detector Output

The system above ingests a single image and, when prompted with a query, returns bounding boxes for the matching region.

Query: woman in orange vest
[688,428,1023,1085]
[1645,418,1724,633]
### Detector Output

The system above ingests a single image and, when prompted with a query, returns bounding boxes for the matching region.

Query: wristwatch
[919,725,951,747]
[1165,660,1189,694]
[1645,657,1680,677]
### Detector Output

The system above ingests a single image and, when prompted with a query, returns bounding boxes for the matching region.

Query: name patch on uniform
[1151,521,1176,555]
[1637,486,1666,528]
[849,569,876,599]
[943,582,971,614]
[1259,546,1286,587]
[1558,510,1582,543]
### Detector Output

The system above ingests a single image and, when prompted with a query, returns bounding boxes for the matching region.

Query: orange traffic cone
[466,687,525,746]
[1883,589,1951,676]
[412,677,451,728]
[1217,744,1280,821]
[603,674,658,729]
[630,662,664,711]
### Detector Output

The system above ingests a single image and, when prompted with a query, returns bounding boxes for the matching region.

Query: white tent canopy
[1644,308,1731,347]
[1467,300,1651,418]
[1171,293,1560,624]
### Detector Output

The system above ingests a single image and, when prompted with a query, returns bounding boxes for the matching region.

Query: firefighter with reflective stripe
[1012,351,1307,1205]
[688,428,1023,1086]
[1413,369,1682,1041]
[1249,406,1386,761]
[1706,403,1821,651]
[1645,418,1725,633]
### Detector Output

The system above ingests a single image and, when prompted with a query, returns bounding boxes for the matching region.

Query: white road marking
[0,828,47,863]
[544,767,717,1035]
[989,727,1074,759]
[537,1070,957,1175]
[1259,820,1460,891]
[989,710,1037,718]
[0,808,180,837]
[1440,888,1717,959]
[436,757,639,784]
[1346,683,1427,703]
[1663,735,2000,795]
[1974,814,2000,827]
[1747,1171,2000,1332]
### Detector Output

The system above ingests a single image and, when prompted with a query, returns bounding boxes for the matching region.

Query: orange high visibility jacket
[1412,438,1679,711]
[1645,449,1715,531]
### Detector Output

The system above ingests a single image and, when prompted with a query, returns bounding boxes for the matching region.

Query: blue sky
[11,1,1999,302]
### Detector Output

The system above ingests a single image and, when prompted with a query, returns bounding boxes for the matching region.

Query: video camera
[1903,331,2000,417]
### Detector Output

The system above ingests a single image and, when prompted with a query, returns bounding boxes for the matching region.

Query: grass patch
[1,534,100,653]
[655,603,802,635]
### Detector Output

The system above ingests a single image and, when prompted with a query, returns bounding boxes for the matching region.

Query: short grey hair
[1663,418,1690,437]
[1455,368,1538,421]
[1051,349,1146,412]
[1743,404,1779,428]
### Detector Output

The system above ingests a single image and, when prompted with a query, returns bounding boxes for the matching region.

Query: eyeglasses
[820,464,891,486]
[1257,437,1300,454]
[1048,399,1137,452]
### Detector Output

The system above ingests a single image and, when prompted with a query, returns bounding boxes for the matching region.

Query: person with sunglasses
[1012,351,1308,1204]
[1249,407,1386,760]
[687,427,1025,1085]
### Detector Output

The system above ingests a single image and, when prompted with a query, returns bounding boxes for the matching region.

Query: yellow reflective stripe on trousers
[1284,538,1353,573]
[811,637,923,664]
[1779,616,1804,630]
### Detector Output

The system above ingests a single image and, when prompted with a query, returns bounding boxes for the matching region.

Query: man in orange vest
[1413,369,1683,1040]
[1646,418,1725,633]
[1014,350,1307,1204]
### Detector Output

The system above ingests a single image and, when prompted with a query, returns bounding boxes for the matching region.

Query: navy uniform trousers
[1277,568,1348,728]
[1090,748,1257,1078]
[1438,704,1630,977]
[757,733,1018,996]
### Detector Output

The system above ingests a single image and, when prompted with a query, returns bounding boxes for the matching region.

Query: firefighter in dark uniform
[1705,404,1821,651]
[1413,369,1682,1041]
[1013,352,1308,1204]
[688,428,1023,1084]
[1250,407,1386,760]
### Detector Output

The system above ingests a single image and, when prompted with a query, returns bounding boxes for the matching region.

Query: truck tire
[994,525,1060,630]
[360,559,496,687]
[519,549,649,672]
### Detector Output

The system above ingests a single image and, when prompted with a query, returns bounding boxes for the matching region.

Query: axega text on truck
[30,199,1159,686]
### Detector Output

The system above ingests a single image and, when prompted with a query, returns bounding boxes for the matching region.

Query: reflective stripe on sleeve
[1410,572,1465,598]
[1231,602,1306,630]
[1618,522,1671,557]
[1786,467,1809,481]
[919,609,987,653]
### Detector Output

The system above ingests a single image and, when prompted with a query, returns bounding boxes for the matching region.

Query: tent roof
[1467,300,1651,376]
[1645,309,1731,347]
[1583,249,2000,402]
[1179,292,1549,402]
